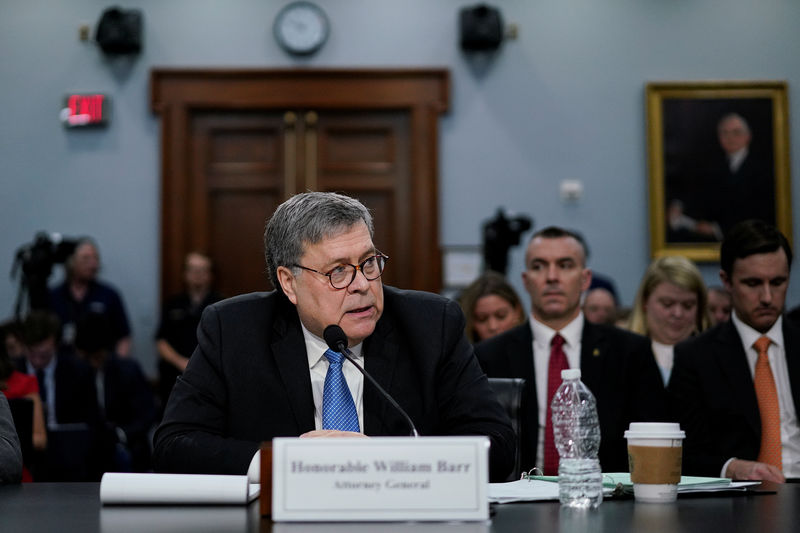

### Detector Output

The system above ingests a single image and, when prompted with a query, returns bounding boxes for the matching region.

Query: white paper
[488,476,760,504]
[488,479,561,503]
[100,473,260,505]
[678,481,759,493]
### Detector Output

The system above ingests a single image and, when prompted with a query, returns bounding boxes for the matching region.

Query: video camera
[482,209,533,275]
[11,232,78,315]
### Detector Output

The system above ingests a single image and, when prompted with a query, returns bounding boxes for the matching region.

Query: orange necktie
[753,336,782,470]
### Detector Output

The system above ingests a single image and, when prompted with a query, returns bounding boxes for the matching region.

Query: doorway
[151,69,449,300]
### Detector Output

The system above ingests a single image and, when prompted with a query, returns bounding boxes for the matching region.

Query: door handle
[304,111,318,191]
[283,111,297,196]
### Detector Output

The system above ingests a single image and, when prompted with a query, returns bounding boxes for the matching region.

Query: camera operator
[48,238,132,358]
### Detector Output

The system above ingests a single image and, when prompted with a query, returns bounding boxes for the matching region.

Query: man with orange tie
[670,219,799,482]
[475,226,666,475]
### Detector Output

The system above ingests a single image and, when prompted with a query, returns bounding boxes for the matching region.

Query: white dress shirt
[248,324,366,482]
[728,147,748,173]
[26,359,57,429]
[724,313,800,478]
[530,312,584,471]
[651,340,674,386]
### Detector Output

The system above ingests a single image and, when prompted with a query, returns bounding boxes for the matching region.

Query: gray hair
[264,192,374,289]
[66,237,100,278]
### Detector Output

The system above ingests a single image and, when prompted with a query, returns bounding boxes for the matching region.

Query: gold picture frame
[646,81,791,261]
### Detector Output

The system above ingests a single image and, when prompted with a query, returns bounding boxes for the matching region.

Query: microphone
[323,325,419,437]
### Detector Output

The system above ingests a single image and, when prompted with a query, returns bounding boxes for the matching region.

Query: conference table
[1,481,798,532]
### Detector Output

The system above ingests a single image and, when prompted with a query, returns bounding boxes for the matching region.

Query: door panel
[316,111,410,290]
[192,112,285,295]
[153,69,448,300]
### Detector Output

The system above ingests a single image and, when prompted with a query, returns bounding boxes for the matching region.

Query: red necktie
[544,333,569,475]
[753,336,782,470]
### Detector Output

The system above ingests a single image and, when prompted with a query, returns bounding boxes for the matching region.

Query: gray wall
[2,0,799,375]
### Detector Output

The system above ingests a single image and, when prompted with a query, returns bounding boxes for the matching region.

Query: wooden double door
[151,69,449,300]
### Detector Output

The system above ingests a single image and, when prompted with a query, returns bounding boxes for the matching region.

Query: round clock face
[274,2,329,56]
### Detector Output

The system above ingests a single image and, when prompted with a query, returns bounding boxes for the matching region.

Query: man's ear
[719,269,731,291]
[580,268,593,292]
[277,266,299,305]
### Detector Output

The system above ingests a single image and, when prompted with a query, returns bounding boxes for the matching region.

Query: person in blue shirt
[48,238,132,357]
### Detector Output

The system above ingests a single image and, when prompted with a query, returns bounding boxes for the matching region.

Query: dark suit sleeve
[0,394,23,484]
[110,359,157,439]
[56,354,101,427]
[626,334,669,423]
[607,333,669,471]
[153,305,260,475]
[433,300,516,482]
[669,341,730,476]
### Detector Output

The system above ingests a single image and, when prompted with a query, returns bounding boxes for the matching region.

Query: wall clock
[273,2,329,56]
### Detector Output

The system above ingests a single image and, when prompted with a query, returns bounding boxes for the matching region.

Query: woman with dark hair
[459,271,526,343]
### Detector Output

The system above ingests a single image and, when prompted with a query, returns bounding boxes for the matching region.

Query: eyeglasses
[294,253,389,290]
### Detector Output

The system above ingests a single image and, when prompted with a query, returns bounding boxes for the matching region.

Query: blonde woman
[629,256,711,384]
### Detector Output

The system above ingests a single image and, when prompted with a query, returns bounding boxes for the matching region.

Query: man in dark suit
[475,227,666,475]
[670,220,799,482]
[74,312,157,474]
[154,192,516,482]
[17,311,100,480]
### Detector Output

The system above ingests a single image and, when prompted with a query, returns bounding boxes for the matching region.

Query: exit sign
[60,94,110,127]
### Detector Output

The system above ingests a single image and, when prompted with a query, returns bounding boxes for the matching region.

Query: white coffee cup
[624,422,686,503]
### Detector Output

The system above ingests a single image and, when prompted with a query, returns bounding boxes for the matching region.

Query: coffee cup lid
[624,422,685,439]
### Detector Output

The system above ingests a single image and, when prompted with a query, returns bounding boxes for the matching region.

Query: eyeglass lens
[329,255,385,288]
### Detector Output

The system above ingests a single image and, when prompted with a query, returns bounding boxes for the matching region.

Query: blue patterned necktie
[322,349,360,432]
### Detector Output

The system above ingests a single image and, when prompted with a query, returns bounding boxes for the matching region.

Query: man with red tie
[670,219,800,482]
[476,226,666,474]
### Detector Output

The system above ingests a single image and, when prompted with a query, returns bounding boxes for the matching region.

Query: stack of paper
[100,473,260,505]
[488,474,759,503]
[600,473,760,495]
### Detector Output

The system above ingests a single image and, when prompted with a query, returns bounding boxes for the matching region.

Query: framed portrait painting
[646,81,791,261]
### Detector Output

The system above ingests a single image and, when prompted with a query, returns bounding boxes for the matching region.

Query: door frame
[151,68,450,300]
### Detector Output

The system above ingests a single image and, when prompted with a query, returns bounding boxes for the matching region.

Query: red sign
[61,94,109,127]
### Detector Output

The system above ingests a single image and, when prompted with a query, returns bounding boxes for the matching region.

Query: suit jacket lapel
[362,317,399,435]
[510,323,539,468]
[508,324,535,389]
[578,322,605,394]
[271,306,315,433]
[782,320,800,417]
[716,321,760,435]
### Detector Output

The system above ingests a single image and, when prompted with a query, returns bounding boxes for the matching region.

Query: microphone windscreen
[323,325,348,352]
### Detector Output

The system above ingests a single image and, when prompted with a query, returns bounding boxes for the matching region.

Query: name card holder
[271,436,489,522]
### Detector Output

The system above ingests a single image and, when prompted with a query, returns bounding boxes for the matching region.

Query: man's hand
[300,430,367,438]
[725,459,785,483]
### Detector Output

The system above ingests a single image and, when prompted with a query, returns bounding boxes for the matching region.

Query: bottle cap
[561,368,581,380]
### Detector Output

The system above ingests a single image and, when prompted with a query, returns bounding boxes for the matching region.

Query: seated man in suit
[74,313,157,474]
[17,311,100,480]
[670,219,799,482]
[154,192,516,482]
[475,227,666,474]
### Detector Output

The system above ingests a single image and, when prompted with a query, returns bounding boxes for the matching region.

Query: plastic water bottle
[551,368,603,509]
